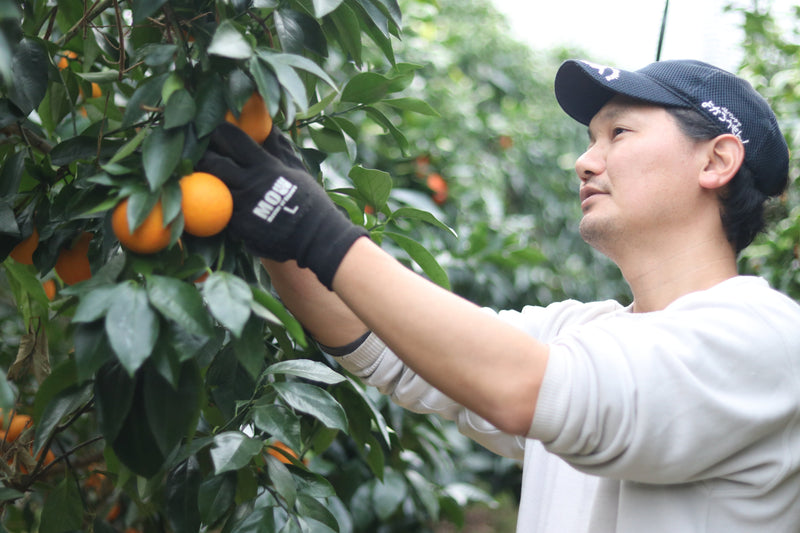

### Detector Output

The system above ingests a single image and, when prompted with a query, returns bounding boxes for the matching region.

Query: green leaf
[382,97,439,116]
[372,470,407,521]
[340,72,392,104]
[73,321,112,383]
[195,79,227,138]
[256,55,307,113]
[265,454,296,506]
[39,478,83,533]
[111,373,165,478]
[329,3,362,66]
[142,126,185,190]
[250,287,307,347]
[390,206,457,237]
[208,20,252,59]
[229,507,274,533]
[297,494,340,531]
[252,404,302,454]
[0,487,23,502]
[257,50,338,90]
[94,362,135,443]
[122,73,168,128]
[144,361,202,456]
[265,360,346,385]
[164,457,202,533]
[146,275,214,337]
[344,376,390,446]
[105,282,159,375]
[198,473,236,526]
[49,136,124,166]
[384,231,451,290]
[164,89,197,129]
[232,316,266,379]
[202,272,253,338]
[0,150,24,197]
[73,285,119,323]
[363,105,408,152]
[8,38,48,115]
[107,125,148,165]
[132,0,167,23]
[273,382,348,433]
[210,431,263,474]
[33,384,93,459]
[313,0,344,17]
[349,165,392,210]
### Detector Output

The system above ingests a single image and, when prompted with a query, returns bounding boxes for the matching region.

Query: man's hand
[198,122,367,289]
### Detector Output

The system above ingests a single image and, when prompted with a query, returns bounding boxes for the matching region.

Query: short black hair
[666,107,769,254]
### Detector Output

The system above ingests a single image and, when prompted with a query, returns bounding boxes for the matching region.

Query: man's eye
[612,127,628,137]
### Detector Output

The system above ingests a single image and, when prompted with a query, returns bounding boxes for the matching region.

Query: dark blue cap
[554,59,789,196]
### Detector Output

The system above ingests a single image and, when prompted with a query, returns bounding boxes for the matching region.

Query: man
[199,59,800,532]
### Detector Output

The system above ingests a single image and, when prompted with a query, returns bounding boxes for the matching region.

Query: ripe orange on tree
[42,279,56,300]
[179,172,233,237]
[0,411,32,442]
[267,441,300,465]
[55,232,93,285]
[426,173,449,205]
[225,92,273,144]
[9,227,39,265]
[56,50,77,70]
[112,199,172,254]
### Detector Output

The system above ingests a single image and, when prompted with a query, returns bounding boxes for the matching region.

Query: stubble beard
[578,215,619,258]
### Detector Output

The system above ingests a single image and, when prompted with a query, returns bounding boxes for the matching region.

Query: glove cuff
[296,213,369,290]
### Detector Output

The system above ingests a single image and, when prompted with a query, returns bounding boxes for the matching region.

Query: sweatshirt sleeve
[332,332,527,460]
[527,281,800,486]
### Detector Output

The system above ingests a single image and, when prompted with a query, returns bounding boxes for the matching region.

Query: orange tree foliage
[0,0,482,531]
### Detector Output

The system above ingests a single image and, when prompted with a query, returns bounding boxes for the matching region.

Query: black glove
[197,122,368,289]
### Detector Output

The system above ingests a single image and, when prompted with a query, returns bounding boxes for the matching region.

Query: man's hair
[667,107,768,254]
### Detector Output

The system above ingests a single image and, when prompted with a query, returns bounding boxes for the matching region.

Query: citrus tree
[731,0,800,300]
[0,0,488,531]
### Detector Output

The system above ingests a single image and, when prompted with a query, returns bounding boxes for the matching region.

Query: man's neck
[619,236,739,313]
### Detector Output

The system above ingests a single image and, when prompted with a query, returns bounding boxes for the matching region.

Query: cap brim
[554,60,690,125]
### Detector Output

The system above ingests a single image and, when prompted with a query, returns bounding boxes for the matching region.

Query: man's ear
[699,134,745,190]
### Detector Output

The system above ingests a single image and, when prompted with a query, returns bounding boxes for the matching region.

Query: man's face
[574,96,711,262]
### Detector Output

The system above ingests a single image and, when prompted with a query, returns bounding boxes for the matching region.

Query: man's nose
[575,144,605,182]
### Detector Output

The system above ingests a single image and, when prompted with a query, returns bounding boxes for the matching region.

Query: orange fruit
[426,173,449,205]
[112,199,172,254]
[55,232,93,285]
[57,50,77,70]
[9,228,39,265]
[267,441,299,465]
[2,413,32,442]
[42,279,56,300]
[179,172,233,237]
[106,502,121,522]
[225,92,273,144]
[90,82,102,98]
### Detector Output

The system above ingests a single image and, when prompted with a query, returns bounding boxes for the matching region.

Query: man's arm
[261,258,369,348]
[328,237,549,436]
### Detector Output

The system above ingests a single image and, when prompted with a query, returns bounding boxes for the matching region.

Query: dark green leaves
[210,432,263,474]
[202,272,252,338]
[8,38,48,115]
[273,382,348,433]
[142,126,185,191]
[105,282,158,375]
[147,275,214,337]
[208,20,252,60]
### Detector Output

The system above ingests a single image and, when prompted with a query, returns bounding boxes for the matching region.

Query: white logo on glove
[252,176,299,222]
[580,60,620,81]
